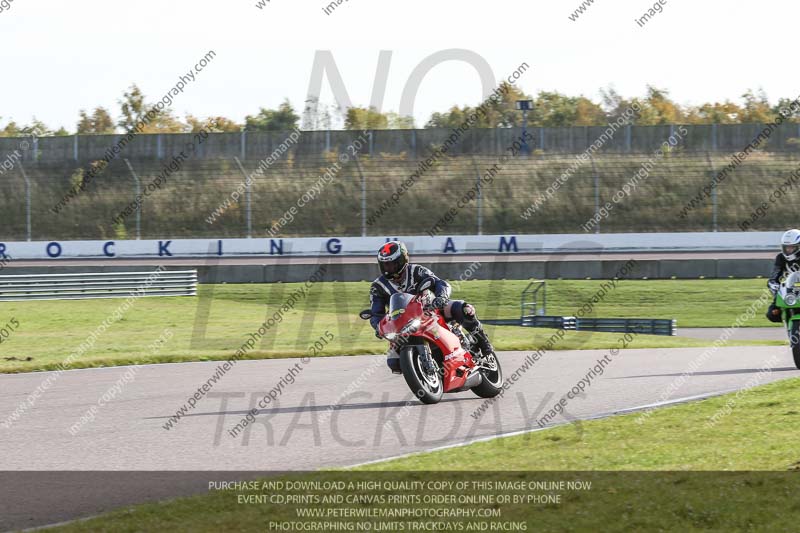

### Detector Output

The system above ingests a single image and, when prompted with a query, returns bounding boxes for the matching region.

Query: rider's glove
[769,281,780,294]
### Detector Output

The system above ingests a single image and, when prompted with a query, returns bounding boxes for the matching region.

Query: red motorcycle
[359,278,503,404]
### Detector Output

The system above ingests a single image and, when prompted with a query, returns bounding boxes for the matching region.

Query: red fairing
[378,296,475,393]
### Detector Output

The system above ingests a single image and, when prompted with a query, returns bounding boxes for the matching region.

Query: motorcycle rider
[766,229,800,322]
[369,241,495,374]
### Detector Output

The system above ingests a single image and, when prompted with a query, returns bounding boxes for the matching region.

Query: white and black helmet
[781,229,800,261]
[377,241,409,282]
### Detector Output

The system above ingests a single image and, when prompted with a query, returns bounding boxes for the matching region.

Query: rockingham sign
[0,232,780,260]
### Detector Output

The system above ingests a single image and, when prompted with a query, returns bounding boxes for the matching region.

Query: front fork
[450,323,479,357]
[419,341,437,375]
[784,308,800,344]
[786,308,797,329]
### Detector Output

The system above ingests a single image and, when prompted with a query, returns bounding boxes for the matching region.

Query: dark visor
[383,260,401,274]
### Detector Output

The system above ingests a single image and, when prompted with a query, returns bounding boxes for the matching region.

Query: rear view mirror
[359,309,373,320]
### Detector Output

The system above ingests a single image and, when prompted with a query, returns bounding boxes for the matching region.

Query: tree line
[2,83,798,137]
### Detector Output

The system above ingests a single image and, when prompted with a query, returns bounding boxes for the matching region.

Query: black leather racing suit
[768,253,800,294]
[767,253,800,322]
[369,264,492,372]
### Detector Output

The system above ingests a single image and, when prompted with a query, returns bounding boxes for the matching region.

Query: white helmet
[781,229,800,261]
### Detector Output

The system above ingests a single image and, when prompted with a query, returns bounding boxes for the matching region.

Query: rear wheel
[399,344,443,405]
[791,321,800,370]
[471,351,504,398]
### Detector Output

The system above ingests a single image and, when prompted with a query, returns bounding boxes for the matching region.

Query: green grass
[0,279,781,374]
[360,377,800,471]
[47,378,800,532]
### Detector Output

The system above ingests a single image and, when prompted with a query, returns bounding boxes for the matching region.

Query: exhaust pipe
[463,368,483,389]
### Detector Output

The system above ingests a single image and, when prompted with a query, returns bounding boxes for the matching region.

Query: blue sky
[0,0,795,131]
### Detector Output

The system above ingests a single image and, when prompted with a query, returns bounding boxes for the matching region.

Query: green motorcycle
[774,272,800,369]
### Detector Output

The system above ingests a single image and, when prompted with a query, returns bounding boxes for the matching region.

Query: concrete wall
[0,258,773,283]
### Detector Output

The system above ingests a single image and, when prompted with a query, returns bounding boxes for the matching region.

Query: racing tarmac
[1,344,798,530]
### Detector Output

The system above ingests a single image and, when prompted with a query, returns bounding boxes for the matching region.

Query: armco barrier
[0,270,197,301]
[0,258,775,283]
[575,317,676,336]
[485,316,675,336]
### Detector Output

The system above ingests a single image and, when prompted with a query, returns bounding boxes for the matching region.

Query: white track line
[18,386,746,533]
[344,388,741,469]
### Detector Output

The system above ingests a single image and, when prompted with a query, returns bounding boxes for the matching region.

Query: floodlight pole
[516,100,534,156]
[523,109,529,155]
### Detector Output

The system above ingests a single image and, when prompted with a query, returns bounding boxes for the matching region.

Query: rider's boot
[462,303,494,356]
[470,327,495,356]
[387,346,402,374]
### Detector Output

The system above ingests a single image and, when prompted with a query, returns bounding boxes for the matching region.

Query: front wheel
[791,320,800,370]
[398,344,443,405]
[471,351,504,398]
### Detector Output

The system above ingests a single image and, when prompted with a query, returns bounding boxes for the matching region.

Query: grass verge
[48,377,800,532]
[0,279,780,374]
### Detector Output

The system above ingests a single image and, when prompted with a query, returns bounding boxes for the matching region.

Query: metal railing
[486,315,675,336]
[574,317,676,336]
[4,123,800,163]
[520,280,546,319]
[0,270,197,301]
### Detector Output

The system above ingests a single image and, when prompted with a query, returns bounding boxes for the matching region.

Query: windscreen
[388,293,414,320]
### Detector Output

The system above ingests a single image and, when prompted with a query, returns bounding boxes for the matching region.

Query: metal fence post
[711,124,718,151]
[472,157,483,235]
[590,155,600,234]
[18,163,31,241]
[355,156,367,237]
[73,136,79,161]
[705,152,718,232]
[240,130,247,160]
[123,159,142,239]
[234,157,253,238]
